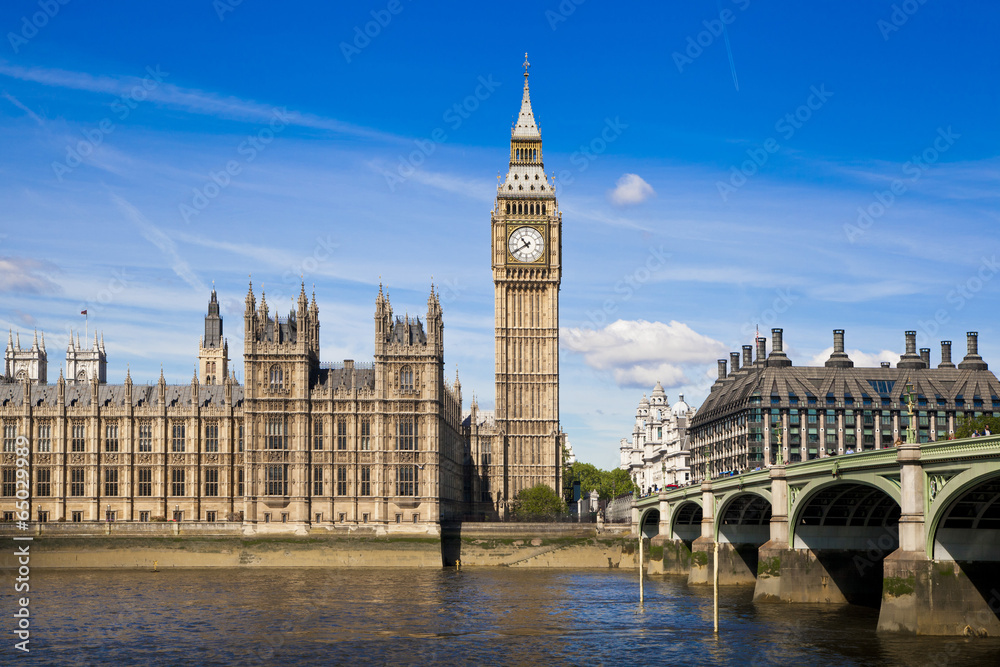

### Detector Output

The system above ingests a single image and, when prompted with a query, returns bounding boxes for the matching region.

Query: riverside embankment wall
[0,523,637,569]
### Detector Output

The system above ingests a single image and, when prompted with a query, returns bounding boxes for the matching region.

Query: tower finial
[523,52,530,78]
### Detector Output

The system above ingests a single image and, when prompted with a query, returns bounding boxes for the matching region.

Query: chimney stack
[958,331,988,370]
[880,362,891,368]
[756,337,767,365]
[939,340,955,368]
[767,328,792,367]
[717,359,728,380]
[742,345,753,368]
[730,352,741,373]
[826,328,854,368]
[920,348,931,367]
[897,330,925,369]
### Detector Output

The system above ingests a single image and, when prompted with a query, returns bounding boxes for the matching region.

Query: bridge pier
[689,481,715,584]
[879,551,1000,636]
[878,442,1000,634]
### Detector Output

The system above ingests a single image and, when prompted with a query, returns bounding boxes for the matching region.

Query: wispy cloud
[0,61,402,143]
[1,90,43,124]
[0,256,59,294]
[111,194,205,292]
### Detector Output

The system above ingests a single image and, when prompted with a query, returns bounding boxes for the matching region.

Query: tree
[512,484,567,521]
[563,462,638,501]
[954,414,1000,439]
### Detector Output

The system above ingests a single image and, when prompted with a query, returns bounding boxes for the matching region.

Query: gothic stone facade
[0,285,465,532]
[690,328,1000,483]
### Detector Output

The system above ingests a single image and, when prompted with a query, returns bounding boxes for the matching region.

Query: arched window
[269,365,283,391]
[506,202,510,214]
[400,366,414,393]
[541,204,546,214]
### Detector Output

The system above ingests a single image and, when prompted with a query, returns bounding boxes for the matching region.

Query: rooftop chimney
[880,362,891,368]
[756,337,767,365]
[920,348,931,367]
[717,359,728,380]
[897,330,925,369]
[938,340,955,369]
[958,331,988,370]
[730,352,741,374]
[742,345,753,368]
[767,328,792,367]
[825,328,854,368]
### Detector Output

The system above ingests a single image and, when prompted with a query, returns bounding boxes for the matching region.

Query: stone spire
[6,329,12,352]
[32,329,38,350]
[512,53,540,140]
[39,332,45,352]
[245,277,256,314]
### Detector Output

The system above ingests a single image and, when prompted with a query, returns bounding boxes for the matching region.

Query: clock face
[508,226,545,263]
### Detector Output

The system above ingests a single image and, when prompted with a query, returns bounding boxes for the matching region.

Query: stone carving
[137,454,152,464]
[1,454,13,465]
[170,454,185,464]
[104,454,119,464]
[206,454,219,463]
[35,454,50,464]
[789,485,803,505]
[928,474,953,503]
[70,454,85,464]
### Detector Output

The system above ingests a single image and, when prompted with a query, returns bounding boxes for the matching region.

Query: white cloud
[608,173,655,206]
[561,319,728,388]
[807,347,898,368]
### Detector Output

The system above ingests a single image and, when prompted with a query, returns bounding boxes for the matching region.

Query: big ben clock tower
[492,55,563,508]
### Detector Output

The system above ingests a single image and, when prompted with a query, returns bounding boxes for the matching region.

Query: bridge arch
[715,490,772,545]
[927,467,1000,561]
[669,499,702,545]
[638,507,660,538]
[789,478,901,550]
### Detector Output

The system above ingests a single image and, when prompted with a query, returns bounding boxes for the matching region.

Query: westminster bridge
[632,435,1000,636]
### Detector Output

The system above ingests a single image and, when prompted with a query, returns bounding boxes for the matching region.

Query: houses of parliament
[0,59,564,531]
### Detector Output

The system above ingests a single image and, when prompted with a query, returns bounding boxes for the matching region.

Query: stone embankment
[0,523,636,569]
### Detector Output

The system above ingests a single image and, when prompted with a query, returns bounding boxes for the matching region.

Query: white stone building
[619,381,695,493]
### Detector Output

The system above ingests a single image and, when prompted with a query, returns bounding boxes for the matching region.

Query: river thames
[6,568,999,665]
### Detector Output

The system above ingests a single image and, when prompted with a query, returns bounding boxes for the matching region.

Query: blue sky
[0,1,998,468]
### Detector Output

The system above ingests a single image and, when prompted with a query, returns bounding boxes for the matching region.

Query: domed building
[619,381,696,493]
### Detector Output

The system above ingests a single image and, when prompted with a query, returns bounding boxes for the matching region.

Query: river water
[6,568,999,665]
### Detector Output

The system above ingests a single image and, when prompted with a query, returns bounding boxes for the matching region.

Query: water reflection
[10,568,1000,665]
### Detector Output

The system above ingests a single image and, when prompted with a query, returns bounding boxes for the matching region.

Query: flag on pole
[81,310,87,315]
